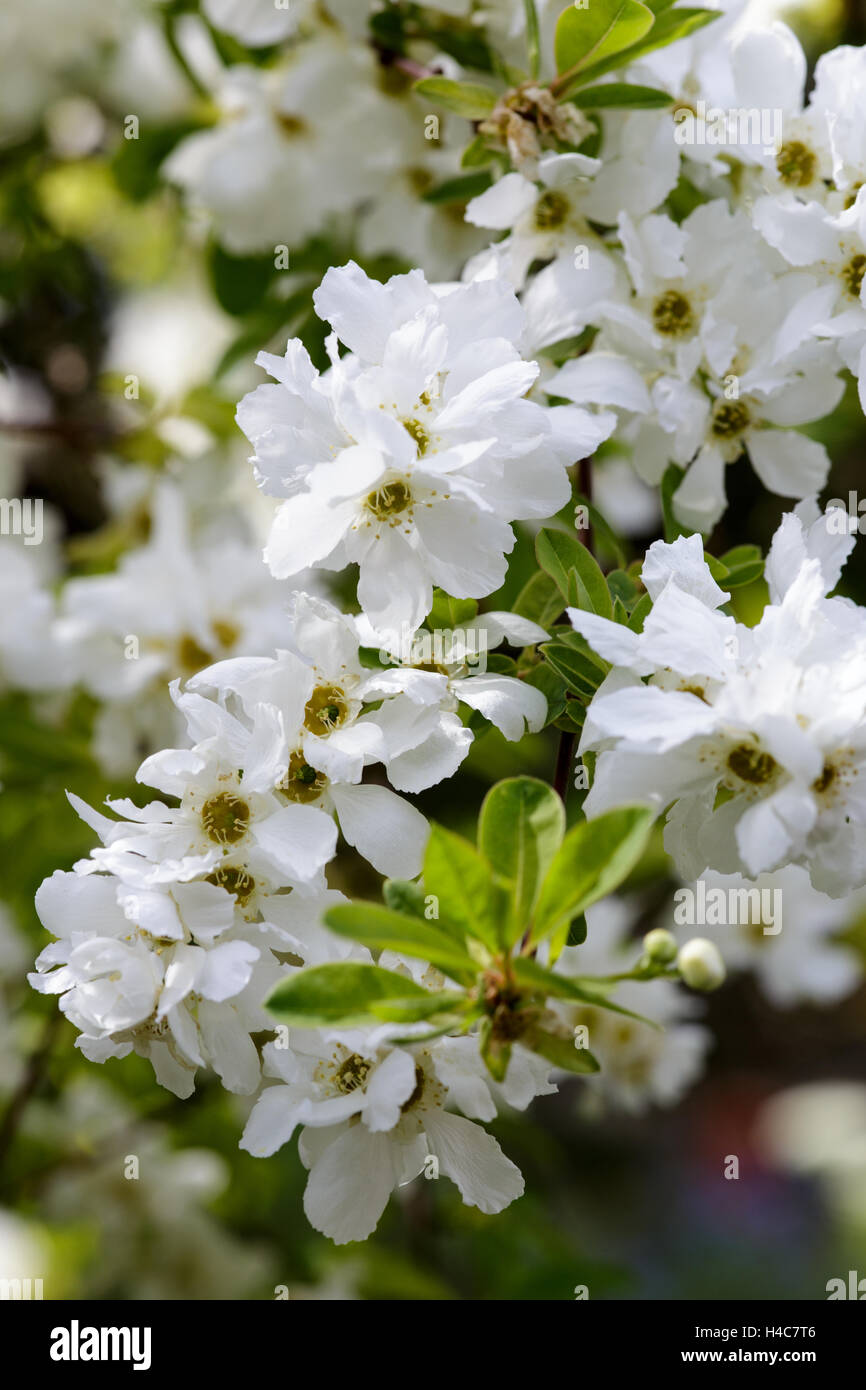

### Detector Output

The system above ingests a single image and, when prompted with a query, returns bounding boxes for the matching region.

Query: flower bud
[642,928,678,964]
[677,937,726,991]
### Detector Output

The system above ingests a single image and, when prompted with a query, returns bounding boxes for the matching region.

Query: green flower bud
[642,928,678,964]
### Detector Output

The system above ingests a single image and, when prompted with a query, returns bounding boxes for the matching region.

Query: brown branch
[0,1012,62,1176]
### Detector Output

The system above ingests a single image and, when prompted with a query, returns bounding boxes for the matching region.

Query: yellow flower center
[279,751,328,804]
[533,190,570,231]
[201,793,250,845]
[304,684,349,735]
[726,744,778,786]
[775,140,815,188]
[711,399,750,439]
[365,479,413,521]
[206,865,256,905]
[652,290,694,338]
[842,253,866,300]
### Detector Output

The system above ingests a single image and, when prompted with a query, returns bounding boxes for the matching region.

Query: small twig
[523,0,541,80]
[554,729,576,803]
[576,455,593,552]
[0,419,118,451]
[163,12,211,101]
[0,1012,61,1176]
[387,54,437,82]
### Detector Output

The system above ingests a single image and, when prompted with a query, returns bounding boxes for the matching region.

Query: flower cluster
[18,0,866,1253]
[572,503,866,897]
[236,261,599,633]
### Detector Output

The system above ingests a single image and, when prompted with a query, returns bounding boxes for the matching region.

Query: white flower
[571,504,866,895]
[551,900,710,1113]
[59,480,296,771]
[728,22,832,198]
[613,270,840,530]
[672,866,863,1007]
[61,481,293,700]
[164,36,417,254]
[359,145,490,282]
[29,869,277,1098]
[186,602,432,877]
[0,535,71,693]
[752,188,866,411]
[74,690,339,892]
[202,0,301,46]
[355,609,548,791]
[465,152,609,289]
[601,201,773,382]
[237,261,573,632]
[245,1033,530,1243]
[464,109,680,291]
[810,43,866,195]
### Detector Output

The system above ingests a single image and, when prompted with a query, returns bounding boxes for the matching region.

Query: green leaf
[573,493,627,569]
[485,653,519,676]
[387,1010,483,1047]
[540,636,607,696]
[513,957,658,1026]
[478,777,565,943]
[207,242,274,316]
[719,543,761,569]
[383,878,426,918]
[523,1024,600,1074]
[719,544,764,587]
[606,568,640,608]
[567,913,588,947]
[324,903,478,983]
[423,824,503,951]
[724,560,764,587]
[480,1018,512,1082]
[413,77,498,119]
[512,569,565,627]
[554,0,655,86]
[553,702,586,734]
[531,806,654,946]
[523,663,567,724]
[612,597,629,626]
[569,82,672,108]
[461,134,495,168]
[665,173,707,222]
[423,170,494,204]
[571,6,720,87]
[628,591,653,633]
[267,962,443,1028]
[426,588,478,629]
[111,119,204,201]
[536,528,612,618]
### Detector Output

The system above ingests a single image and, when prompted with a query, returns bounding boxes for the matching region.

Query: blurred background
[1,0,866,1300]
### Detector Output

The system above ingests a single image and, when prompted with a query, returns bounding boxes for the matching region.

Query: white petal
[747,429,830,499]
[303,1123,396,1243]
[252,803,338,883]
[363,1049,418,1132]
[457,672,547,739]
[423,1110,524,1214]
[330,782,429,878]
